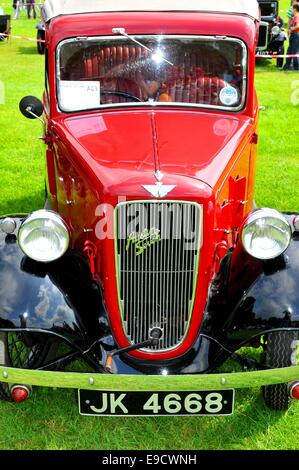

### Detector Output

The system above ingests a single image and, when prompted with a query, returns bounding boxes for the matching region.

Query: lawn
[0,2,299,451]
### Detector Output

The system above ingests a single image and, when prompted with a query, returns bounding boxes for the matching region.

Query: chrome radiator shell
[115,201,202,351]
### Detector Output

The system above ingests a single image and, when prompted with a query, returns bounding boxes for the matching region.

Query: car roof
[43,0,260,22]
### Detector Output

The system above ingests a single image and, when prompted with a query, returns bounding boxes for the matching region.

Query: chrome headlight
[242,209,291,260]
[18,210,69,262]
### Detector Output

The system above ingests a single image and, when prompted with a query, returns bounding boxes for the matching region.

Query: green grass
[0,2,299,450]
[0,8,45,215]
[255,67,299,211]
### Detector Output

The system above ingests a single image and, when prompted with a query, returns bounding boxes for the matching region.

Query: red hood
[58,110,252,196]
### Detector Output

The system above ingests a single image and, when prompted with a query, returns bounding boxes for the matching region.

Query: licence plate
[78,389,234,416]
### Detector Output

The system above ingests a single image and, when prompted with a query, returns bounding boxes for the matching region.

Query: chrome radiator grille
[115,201,202,351]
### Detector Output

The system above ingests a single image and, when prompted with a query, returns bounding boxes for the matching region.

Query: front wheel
[37,30,45,55]
[262,331,298,411]
[0,332,52,401]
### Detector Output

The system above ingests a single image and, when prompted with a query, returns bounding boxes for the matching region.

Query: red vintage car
[0,0,299,416]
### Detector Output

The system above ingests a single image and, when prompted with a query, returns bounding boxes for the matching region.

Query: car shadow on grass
[17,46,38,55]
[255,58,272,67]
[255,58,283,70]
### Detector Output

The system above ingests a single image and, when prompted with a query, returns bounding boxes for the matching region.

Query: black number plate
[78,389,234,416]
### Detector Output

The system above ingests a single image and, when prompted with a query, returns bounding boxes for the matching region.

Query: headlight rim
[18,209,70,263]
[241,208,291,260]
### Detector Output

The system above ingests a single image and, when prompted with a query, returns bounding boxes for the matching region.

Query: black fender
[206,214,299,345]
[0,217,108,342]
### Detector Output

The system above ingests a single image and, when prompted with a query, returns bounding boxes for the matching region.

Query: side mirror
[19,96,43,120]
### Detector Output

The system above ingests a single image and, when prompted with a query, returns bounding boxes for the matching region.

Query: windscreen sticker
[59,81,101,111]
[219,86,239,106]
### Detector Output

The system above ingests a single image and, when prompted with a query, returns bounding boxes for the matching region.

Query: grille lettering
[126,227,161,256]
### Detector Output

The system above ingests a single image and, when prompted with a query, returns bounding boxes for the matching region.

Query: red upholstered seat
[163,68,228,105]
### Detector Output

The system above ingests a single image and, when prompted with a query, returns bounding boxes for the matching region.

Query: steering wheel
[101,91,142,102]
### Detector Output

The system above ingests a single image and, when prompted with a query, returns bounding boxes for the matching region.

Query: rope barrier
[1,33,299,59]
[256,53,299,59]
[0,32,45,42]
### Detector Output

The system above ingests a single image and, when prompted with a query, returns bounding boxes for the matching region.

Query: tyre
[262,331,298,411]
[0,332,52,401]
[37,30,45,55]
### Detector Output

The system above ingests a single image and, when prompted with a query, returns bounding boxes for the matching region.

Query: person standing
[287,0,299,28]
[27,0,37,19]
[13,0,22,19]
[284,0,299,68]
[283,4,299,70]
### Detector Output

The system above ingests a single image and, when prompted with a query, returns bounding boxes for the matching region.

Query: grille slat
[116,201,201,351]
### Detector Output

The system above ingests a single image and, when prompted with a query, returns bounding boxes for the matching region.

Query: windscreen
[57,36,246,112]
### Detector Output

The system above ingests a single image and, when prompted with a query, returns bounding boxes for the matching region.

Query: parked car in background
[1,0,299,416]
[257,0,287,67]
[0,14,10,42]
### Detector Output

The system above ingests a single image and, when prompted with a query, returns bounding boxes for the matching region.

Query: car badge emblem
[126,228,161,256]
[142,171,176,198]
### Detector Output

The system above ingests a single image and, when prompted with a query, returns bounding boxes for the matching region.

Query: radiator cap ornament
[142,171,176,198]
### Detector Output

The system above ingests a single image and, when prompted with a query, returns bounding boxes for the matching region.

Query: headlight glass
[18,210,69,262]
[242,209,291,260]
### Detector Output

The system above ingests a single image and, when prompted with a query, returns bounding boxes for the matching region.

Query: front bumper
[1,364,299,391]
